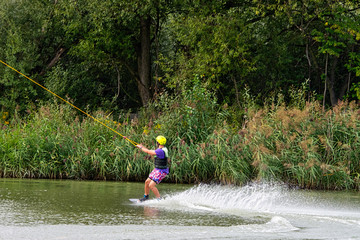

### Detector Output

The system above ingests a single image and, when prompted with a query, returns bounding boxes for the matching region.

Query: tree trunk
[323,53,328,111]
[339,72,350,101]
[328,56,338,106]
[231,74,240,108]
[339,45,355,100]
[154,6,160,95]
[137,15,152,106]
[39,48,65,76]
[305,37,312,101]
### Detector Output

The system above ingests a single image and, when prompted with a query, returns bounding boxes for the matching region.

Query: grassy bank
[1,88,360,190]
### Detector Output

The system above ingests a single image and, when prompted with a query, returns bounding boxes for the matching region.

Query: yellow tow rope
[0,59,139,147]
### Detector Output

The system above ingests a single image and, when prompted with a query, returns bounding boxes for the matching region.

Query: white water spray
[151,182,360,219]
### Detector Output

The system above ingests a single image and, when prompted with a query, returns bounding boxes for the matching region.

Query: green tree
[254,0,360,106]
[312,1,360,106]
[52,0,180,107]
[158,1,259,106]
[1,0,182,112]
[160,0,360,107]
[0,0,64,112]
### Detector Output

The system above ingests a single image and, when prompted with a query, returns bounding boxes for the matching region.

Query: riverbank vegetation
[1,82,359,190]
[1,1,360,190]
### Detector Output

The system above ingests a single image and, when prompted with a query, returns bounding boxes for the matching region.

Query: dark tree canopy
[0,0,359,113]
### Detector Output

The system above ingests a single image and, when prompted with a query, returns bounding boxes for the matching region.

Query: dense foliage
[1,0,359,113]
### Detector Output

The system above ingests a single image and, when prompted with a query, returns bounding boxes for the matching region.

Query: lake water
[0,178,360,239]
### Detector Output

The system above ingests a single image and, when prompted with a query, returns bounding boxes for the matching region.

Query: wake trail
[144,182,360,222]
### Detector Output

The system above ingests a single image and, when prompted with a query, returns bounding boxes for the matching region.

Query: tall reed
[1,85,359,190]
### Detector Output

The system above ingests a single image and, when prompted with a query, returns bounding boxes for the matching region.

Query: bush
[1,84,359,190]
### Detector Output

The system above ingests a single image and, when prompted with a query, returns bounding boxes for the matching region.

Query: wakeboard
[129,198,161,203]
[129,198,143,203]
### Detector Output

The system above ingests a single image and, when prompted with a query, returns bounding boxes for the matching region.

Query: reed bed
[1,89,359,190]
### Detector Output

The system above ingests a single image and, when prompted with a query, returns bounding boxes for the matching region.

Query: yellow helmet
[156,135,167,145]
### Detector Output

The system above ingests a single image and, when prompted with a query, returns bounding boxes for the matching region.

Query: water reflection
[143,206,160,219]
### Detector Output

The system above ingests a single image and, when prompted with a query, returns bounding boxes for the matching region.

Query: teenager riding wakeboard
[136,135,169,202]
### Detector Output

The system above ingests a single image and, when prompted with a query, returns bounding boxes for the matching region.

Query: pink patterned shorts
[149,168,169,184]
